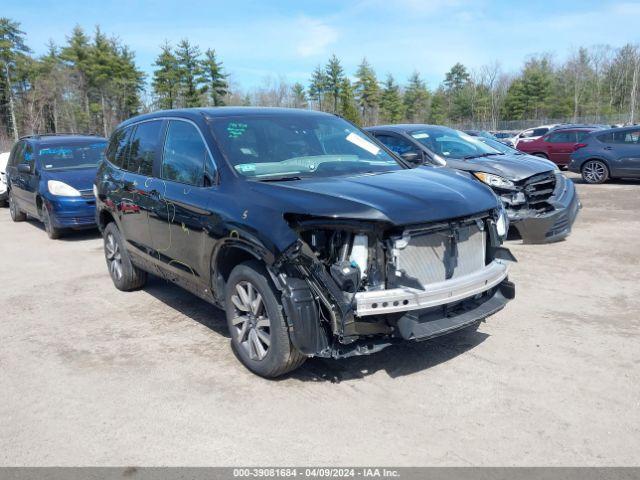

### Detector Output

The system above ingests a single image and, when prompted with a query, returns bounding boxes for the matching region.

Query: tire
[533,153,548,159]
[581,160,609,184]
[225,260,306,378]
[103,222,147,291]
[8,191,26,222]
[41,204,63,239]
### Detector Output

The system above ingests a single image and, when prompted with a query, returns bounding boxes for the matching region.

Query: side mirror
[400,151,421,164]
[17,164,32,174]
[431,154,447,167]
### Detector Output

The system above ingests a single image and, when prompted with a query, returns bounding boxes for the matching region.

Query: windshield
[477,137,521,155]
[409,127,502,160]
[37,142,107,171]
[209,114,402,180]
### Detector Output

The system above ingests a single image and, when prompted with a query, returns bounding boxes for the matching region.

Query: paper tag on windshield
[346,132,380,155]
[412,133,429,139]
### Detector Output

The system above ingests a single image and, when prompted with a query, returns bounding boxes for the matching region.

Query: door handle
[604,146,613,150]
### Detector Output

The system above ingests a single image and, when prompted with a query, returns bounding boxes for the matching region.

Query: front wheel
[103,222,147,291]
[225,261,306,378]
[581,160,609,184]
[42,204,62,239]
[9,191,26,222]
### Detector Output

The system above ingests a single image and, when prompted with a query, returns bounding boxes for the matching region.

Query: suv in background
[516,127,601,167]
[6,134,107,238]
[508,125,557,147]
[569,126,640,183]
[0,151,9,206]
[95,108,515,378]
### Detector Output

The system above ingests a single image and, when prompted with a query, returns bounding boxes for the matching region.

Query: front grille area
[395,222,486,287]
[523,172,556,212]
[79,189,94,199]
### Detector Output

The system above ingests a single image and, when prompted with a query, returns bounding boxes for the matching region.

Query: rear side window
[599,130,640,144]
[161,120,212,186]
[547,132,576,143]
[126,121,162,176]
[106,127,133,168]
[576,131,591,142]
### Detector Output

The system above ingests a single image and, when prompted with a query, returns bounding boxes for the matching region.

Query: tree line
[2,16,639,149]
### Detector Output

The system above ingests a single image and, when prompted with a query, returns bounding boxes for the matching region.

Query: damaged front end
[494,171,581,244]
[270,211,516,359]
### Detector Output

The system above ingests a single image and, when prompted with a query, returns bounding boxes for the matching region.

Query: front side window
[209,114,401,180]
[622,129,640,144]
[576,131,591,142]
[37,141,107,171]
[126,120,162,176]
[532,128,549,137]
[161,120,213,186]
[106,127,133,168]
[409,128,501,160]
[375,134,418,156]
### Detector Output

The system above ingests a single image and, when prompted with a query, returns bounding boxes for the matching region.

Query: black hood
[246,167,498,226]
[444,153,556,182]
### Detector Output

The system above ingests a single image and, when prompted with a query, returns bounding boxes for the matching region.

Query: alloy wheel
[105,233,123,280]
[230,281,271,361]
[583,161,607,183]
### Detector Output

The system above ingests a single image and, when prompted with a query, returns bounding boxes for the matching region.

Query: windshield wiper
[463,152,503,159]
[256,175,303,182]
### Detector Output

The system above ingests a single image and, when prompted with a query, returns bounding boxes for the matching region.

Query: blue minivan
[6,134,108,239]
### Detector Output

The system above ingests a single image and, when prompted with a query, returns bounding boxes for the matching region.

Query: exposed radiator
[394,222,486,287]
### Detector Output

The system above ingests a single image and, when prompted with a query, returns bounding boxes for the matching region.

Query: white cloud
[294,17,339,58]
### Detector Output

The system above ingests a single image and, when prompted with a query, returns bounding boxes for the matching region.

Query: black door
[118,120,164,255]
[148,119,218,285]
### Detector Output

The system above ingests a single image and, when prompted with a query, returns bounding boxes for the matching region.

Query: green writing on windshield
[227,122,248,138]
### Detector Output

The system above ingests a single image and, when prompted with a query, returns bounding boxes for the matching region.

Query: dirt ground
[1,172,639,466]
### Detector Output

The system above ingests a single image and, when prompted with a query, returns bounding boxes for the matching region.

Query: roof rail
[18,132,102,140]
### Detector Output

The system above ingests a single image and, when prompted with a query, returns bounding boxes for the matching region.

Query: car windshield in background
[409,128,502,160]
[38,142,107,171]
[477,136,521,155]
[209,114,402,180]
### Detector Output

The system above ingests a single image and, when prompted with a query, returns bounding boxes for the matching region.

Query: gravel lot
[1,173,639,466]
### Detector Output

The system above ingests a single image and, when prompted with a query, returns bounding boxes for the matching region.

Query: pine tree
[175,39,205,108]
[338,78,360,124]
[0,17,31,139]
[152,41,180,110]
[291,82,307,109]
[379,74,404,123]
[202,48,228,106]
[354,58,379,125]
[308,65,327,110]
[403,71,430,123]
[325,54,345,114]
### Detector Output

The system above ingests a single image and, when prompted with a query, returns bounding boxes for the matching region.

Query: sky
[4,0,640,90]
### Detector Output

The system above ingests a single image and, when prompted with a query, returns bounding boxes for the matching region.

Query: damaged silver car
[95,108,516,377]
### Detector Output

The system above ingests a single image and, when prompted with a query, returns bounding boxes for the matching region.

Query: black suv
[95,108,515,377]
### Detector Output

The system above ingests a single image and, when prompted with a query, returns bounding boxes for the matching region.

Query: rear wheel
[8,191,26,222]
[225,261,306,378]
[103,222,147,291]
[41,204,62,239]
[581,160,609,184]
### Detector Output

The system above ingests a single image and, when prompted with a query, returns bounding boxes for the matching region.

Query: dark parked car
[569,126,640,183]
[516,127,602,167]
[95,108,515,378]
[366,124,580,244]
[6,134,107,238]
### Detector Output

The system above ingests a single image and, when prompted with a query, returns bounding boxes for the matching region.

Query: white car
[0,151,9,206]
[509,124,557,148]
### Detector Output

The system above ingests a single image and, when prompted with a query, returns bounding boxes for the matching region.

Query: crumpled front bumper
[509,174,580,244]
